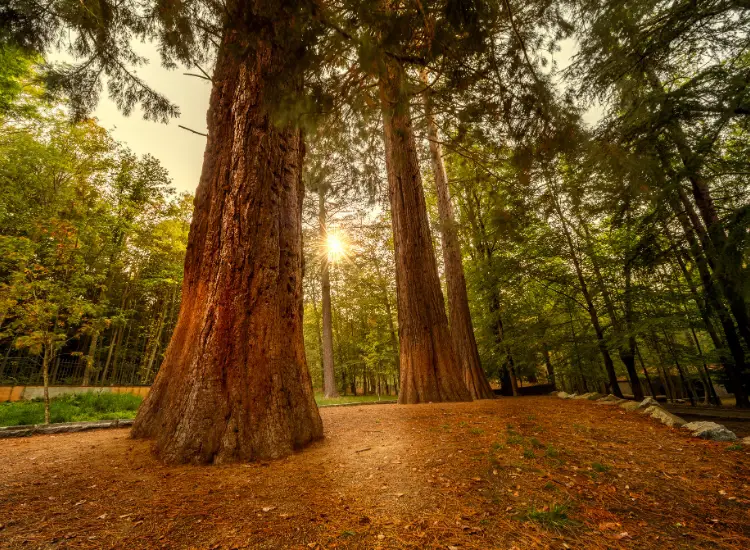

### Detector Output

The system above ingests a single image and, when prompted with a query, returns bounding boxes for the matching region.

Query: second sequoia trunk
[423,81,493,400]
[131,14,322,463]
[379,60,471,404]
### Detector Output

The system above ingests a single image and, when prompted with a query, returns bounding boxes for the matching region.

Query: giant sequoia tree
[132,4,325,462]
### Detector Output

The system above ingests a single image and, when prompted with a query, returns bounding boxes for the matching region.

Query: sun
[326,232,346,263]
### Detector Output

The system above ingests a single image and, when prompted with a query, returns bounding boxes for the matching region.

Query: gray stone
[557,392,577,399]
[572,392,596,400]
[742,436,750,446]
[596,394,625,405]
[642,405,686,428]
[639,397,659,409]
[682,421,737,441]
[619,401,640,411]
[586,393,604,400]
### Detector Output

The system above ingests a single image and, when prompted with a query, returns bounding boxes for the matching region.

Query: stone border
[0,418,134,439]
[553,391,749,445]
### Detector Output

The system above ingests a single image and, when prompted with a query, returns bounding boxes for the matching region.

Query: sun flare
[326,232,346,263]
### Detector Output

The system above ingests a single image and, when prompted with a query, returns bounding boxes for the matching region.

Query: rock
[682,421,737,441]
[619,401,640,411]
[557,392,577,399]
[638,397,659,409]
[742,436,750,446]
[596,394,625,405]
[586,393,604,400]
[572,392,595,400]
[642,405,686,428]
[598,394,622,402]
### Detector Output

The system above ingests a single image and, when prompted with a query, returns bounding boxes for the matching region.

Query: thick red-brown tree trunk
[379,60,471,404]
[131,24,323,463]
[423,83,493,400]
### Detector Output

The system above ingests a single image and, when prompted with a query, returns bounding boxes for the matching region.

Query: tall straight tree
[422,74,493,400]
[132,3,323,463]
[379,56,471,404]
[318,184,339,398]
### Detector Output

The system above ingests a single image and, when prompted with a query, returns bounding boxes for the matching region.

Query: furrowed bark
[132,18,323,463]
[422,76,493,400]
[378,58,471,404]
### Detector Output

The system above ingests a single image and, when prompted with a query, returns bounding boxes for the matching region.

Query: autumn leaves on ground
[2,397,748,549]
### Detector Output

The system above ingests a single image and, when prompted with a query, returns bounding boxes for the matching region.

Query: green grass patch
[0,392,143,427]
[726,444,743,452]
[519,503,572,530]
[314,394,395,407]
[591,462,610,473]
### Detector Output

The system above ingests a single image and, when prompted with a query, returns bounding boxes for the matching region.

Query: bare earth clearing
[1,397,749,549]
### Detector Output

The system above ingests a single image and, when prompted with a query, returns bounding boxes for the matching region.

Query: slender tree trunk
[319,186,339,398]
[42,340,51,425]
[99,325,121,386]
[81,330,99,386]
[635,344,656,397]
[648,69,750,350]
[579,222,643,399]
[542,343,555,389]
[659,171,750,407]
[422,75,493,400]
[132,20,323,463]
[378,58,471,404]
[555,203,622,397]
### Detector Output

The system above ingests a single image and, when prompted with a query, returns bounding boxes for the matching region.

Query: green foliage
[0,53,190,387]
[0,392,143,426]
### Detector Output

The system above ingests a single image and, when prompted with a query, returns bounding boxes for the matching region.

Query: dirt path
[1,397,748,549]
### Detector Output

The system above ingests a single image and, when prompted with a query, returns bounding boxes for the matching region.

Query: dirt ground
[1,397,749,549]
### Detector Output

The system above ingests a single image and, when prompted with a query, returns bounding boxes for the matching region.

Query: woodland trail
[1,397,748,549]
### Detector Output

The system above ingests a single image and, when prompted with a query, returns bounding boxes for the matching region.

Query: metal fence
[0,356,151,387]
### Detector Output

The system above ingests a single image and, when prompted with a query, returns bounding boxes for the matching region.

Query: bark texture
[423,84,494,400]
[131,22,323,463]
[379,60,471,404]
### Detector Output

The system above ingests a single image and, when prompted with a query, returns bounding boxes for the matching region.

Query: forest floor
[1,396,748,549]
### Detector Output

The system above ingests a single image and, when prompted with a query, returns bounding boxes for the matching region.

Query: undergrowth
[0,392,143,426]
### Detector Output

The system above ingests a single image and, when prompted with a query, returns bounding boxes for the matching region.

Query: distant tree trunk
[656,158,749,407]
[309,280,324,389]
[422,74,493,400]
[647,69,750,351]
[378,58,471,404]
[132,21,323,464]
[319,186,339,398]
[99,325,121,386]
[542,343,555,389]
[81,330,99,386]
[635,344,656,397]
[42,339,51,425]
[579,221,643,400]
[554,202,622,397]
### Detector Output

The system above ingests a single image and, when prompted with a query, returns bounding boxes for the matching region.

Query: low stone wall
[0,385,150,402]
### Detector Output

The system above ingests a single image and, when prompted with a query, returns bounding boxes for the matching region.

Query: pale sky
[78,38,594,196]
[81,42,212,194]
